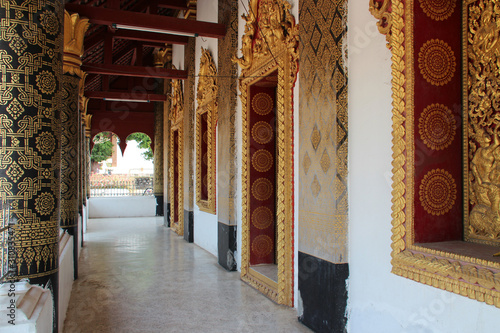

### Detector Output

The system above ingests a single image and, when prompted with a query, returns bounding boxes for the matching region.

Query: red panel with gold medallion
[413,0,462,242]
[249,80,277,265]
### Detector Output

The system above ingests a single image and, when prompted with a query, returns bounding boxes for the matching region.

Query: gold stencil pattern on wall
[310,125,321,151]
[252,92,273,115]
[252,121,273,144]
[418,39,456,86]
[299,0,348,263]
[251,178,273,201]
[252,206,274,229]
[419,0,456,21]
[251,235,273,257]
[419,169,456,216]
[418,103,456,150]
[252,149,273,172]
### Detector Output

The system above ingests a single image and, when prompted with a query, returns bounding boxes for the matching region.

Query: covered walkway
[63,217,310,332]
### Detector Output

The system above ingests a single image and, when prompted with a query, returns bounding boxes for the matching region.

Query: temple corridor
[62,217,310,332]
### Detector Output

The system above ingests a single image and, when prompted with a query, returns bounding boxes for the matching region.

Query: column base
[183,210,193,243]
[29,273,58,333]
[155,195,164,216]
[164,203,170,227]
[297,252,349,333]
[217,222,237,271]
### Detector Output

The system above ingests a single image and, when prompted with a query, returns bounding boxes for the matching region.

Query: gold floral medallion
[252,206,274,229]
[418,39,456,86]
[252,92,274,115]
[252,178,273,201]
[418,103,456,150]
[419,0,456,21]
[252,149,274,172]
[251,121,273,144]
[419,168,457,216]
[251,235,273,257]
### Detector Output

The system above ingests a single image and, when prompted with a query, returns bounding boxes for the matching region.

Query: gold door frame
[234,0,298,306]
[371,0,500,308]
[196,48,217,214]
[170,76,184,236]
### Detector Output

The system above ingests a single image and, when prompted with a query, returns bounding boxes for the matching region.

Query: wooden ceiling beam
[65,3,226,38]
[112,29,188,45]
[86,91,167,101]
[157,0,188,10]
[82,63,187,79]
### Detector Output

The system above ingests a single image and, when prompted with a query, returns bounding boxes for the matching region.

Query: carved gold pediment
[233,0,298,71]
[369,0,392,48]
[197,48,218,108]
[170,65,184,125]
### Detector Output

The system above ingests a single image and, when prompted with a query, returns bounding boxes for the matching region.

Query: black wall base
[183,210,193,243]
[65,226,79,280]
[298,252,349,333]
[164,203,170,227]
[217,222,237,271]
[155,195,164,216]
[30,272,58,333]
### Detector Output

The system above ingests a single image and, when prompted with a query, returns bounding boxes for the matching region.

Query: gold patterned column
[0,1,64,331]
[217,0,238,270]
[183,8,197,242]
[153,48,170,216]
[62,10,89,280]
[84,114,92,200]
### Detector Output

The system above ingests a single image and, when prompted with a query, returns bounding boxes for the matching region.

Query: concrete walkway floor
[63,217,311,333]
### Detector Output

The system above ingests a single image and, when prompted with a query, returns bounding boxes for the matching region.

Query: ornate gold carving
[233,0,298,70]
[236,0,298,306]
[466,0,500,245]
[389,0,500,309]
[419,169,457,216]
[419,0,457,21]
[84,114,92,138]
[418,39,456,86]
[252,93,273,115]
[251,149,274,173]
[195,48,217,214]
[252,206,274,230]
[63,10,89,77]
[170,66,184,124]
[369,0,392,47]
[251,121,273,144]
[169,77,185,236]
[251,178,273,201]
[251,235,274,257]
[418,103,456,150]
[153,47,172,68]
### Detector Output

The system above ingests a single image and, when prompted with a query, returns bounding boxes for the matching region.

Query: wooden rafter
[82,63,187,79]
[65,3,226,38]
[86,91,166,101]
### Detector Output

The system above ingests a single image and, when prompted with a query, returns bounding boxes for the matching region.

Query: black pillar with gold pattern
[0,1,64,331]
[153,48,168,217]
[62,10,89,281]
[60,74,80,279]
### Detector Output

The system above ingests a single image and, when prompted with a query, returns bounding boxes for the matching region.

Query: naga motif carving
[466,0,500,245]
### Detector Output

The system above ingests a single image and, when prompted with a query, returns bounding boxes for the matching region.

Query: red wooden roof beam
[82,63,187,79]
[65,3,226,39]
[86,91,167,101]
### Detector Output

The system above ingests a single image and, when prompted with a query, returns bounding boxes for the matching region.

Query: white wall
[192,0,219,257]
[59,231,74,331]
[347,2,500,332]
[89,197,156,218]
